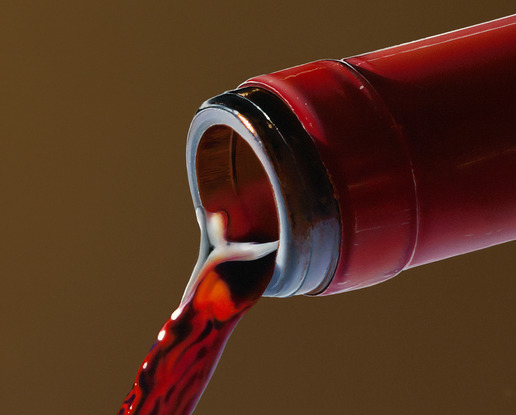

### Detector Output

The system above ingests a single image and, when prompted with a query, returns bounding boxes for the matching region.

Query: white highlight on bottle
[171,307,183,320]
[157,330,166,341]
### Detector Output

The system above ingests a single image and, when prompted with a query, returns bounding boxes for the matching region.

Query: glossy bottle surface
[346,15,516,269]
[242,15,516,294]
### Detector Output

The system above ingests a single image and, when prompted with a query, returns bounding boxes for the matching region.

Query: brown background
[2,2,515,414]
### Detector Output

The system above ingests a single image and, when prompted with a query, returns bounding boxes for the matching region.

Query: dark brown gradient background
[2,2,515,414]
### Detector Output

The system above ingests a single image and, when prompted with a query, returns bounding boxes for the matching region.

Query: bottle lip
[186,88,341,297]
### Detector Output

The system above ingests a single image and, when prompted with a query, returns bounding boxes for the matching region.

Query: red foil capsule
[187,15,516,297]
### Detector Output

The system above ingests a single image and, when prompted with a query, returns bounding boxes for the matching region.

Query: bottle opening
[195,125,279,244]
[187,89,340,297]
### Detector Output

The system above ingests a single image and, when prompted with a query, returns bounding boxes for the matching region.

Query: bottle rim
[185,88,341,297]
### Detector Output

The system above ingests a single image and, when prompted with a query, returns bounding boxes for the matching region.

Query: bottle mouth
[195,124,280,244]
[186,88,340,297]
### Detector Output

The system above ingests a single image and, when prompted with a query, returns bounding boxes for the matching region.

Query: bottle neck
[242,60,419,294]
[240,15,516,295]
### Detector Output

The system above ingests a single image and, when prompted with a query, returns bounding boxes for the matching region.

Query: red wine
[118,213,277,415]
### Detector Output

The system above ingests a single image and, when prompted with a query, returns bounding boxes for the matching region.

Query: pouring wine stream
[118,210,278,415]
